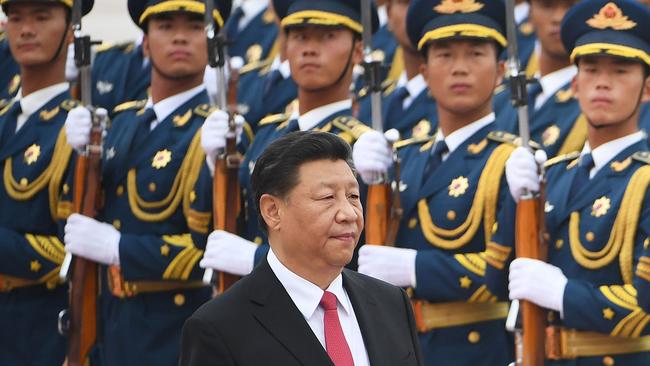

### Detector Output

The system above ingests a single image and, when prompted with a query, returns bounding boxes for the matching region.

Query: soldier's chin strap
[48,15,71,65]
[304,36,357,93]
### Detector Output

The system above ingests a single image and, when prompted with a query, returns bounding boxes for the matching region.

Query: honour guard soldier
[497,0,650,364]
[357,0,438,140]
[224,0,278,64]
[352,0,519,364]
[494,0,584,158]
[0,0,92,364]
[199,0,377,279]
[61,0,231,365]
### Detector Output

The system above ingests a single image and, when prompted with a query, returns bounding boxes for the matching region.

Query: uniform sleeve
[0,227,65,282]
[562,209,650,337]
[413,183,515,303]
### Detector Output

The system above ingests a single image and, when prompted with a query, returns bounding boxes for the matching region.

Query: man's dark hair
[251,131,356,234]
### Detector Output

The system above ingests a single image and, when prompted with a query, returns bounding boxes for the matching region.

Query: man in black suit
[179,131,422,366]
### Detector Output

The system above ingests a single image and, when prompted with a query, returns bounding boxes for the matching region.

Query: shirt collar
[298,99,352,131]
[581,131,645,175]
[145,84,205,122]
[538,65,576,101]
[270,55,291,79]
[405,74,427,98]
[514,2,530,24]
[16,82,69,117]
[436,112,495,155]
[240,0,267,27]
[377,4,388,27]
[267,248,349,320]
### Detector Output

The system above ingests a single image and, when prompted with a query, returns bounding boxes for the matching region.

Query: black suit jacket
[179,259,422,366]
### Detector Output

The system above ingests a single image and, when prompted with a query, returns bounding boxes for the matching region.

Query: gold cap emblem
[586,2,636,30]
[434,0,484,14]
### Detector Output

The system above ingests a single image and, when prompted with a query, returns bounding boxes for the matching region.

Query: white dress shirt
[269,55,292,79]
[580,131,645,178]
[435,112,496,161]
[535,64,577,110]
[514,1,530,24]
[144,84,205,130]
[395,72,428,110]
[267,249,370,366]
[288,99,352,131]
[14,82,69,132]
[238,0,267,31]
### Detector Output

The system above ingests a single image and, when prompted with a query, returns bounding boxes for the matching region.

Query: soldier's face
[143,13,208,80]
[264,159,363,275]
[286,26,362,91]
[422,39,503,116]
[4,3,71,66]
[573,56,649,128]
[387,0,414,51]
[529,0,577,58]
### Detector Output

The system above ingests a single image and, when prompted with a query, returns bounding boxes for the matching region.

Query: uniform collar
[146,84,205,122]
[297,99,352,131]
[537,65,576,106]
[581,131,645,177]
[270,55,292,79]
[240,0,267,29]
[514,2,530,25]
[267,248,350,320]
[15,82,69,118]
[436,112,495,156]
[377,4,388,27]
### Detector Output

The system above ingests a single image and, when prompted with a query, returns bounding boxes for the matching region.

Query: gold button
[116,185,124,196]
[492,222,499,234]
[254,236,263,245]
[113,220,121,230]
[148,182,156,192]
[447,210,456,221]
[603,356,614,366]
[63,183,69,194]
[20,178,28,186]
[468,331,480,344]
[190,190,197,203]
[586,232,595,242]
[174,293,185,306]
[555,239,564,249]
[408,218,418,229]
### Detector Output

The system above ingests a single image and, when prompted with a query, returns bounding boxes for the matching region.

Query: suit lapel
[249,261,333,366]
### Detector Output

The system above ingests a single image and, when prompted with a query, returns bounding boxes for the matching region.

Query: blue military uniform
[91,41,151,115]
[488,1,650,364]
[0,31,21,109]
[223,1,278,64]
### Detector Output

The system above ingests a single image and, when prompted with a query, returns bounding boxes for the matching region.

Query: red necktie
[320,291,354,366]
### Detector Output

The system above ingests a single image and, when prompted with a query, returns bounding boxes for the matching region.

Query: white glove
[201,110,245,175]
[65,106,92,150]
[357,244,417,288]
[199,230,257,276]
[352,130,393,184]
[65,44,79,82]
[505,147,547,202]
[64,213,121,265]
[508,258,567,314]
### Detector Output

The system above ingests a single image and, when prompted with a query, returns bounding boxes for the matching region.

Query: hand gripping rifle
[504,0,548,364]
[58,1,105,365]
[360,0,403,246]
[202,0,243,293]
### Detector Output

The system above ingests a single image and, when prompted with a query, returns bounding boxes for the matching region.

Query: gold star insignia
[30,260,41,272]
[591,196,611,218]
[460,276,472,288]
[449,176,469,198]
[24,144,40,165]
[160,244,170,257]
[152,149,172,169]
[603,307,615,320]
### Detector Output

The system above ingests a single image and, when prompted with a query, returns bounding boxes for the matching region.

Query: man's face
[143,13,208,79]
[5,3,70,66]
[422,39,503,115]
[286,26,362,91]
[275,159,363,273]
[387,0,413,50]
[574,56,649,127]
[529,0,577,59]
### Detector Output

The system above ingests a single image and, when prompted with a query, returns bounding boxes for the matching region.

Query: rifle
[202,0,242,293]
[58,1,104,365]
[504,0,548,364]
[360,0,403,246]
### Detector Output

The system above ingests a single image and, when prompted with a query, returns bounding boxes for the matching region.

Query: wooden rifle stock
[514,190,548,366]
[66,113,103,366]
[212,65,242,293]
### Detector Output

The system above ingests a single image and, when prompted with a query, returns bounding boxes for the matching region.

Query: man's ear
[643,73,650,103]
[259,193,282,232]
[495,59,506,88]
[571,74,579,100]
[142,35,150,58]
